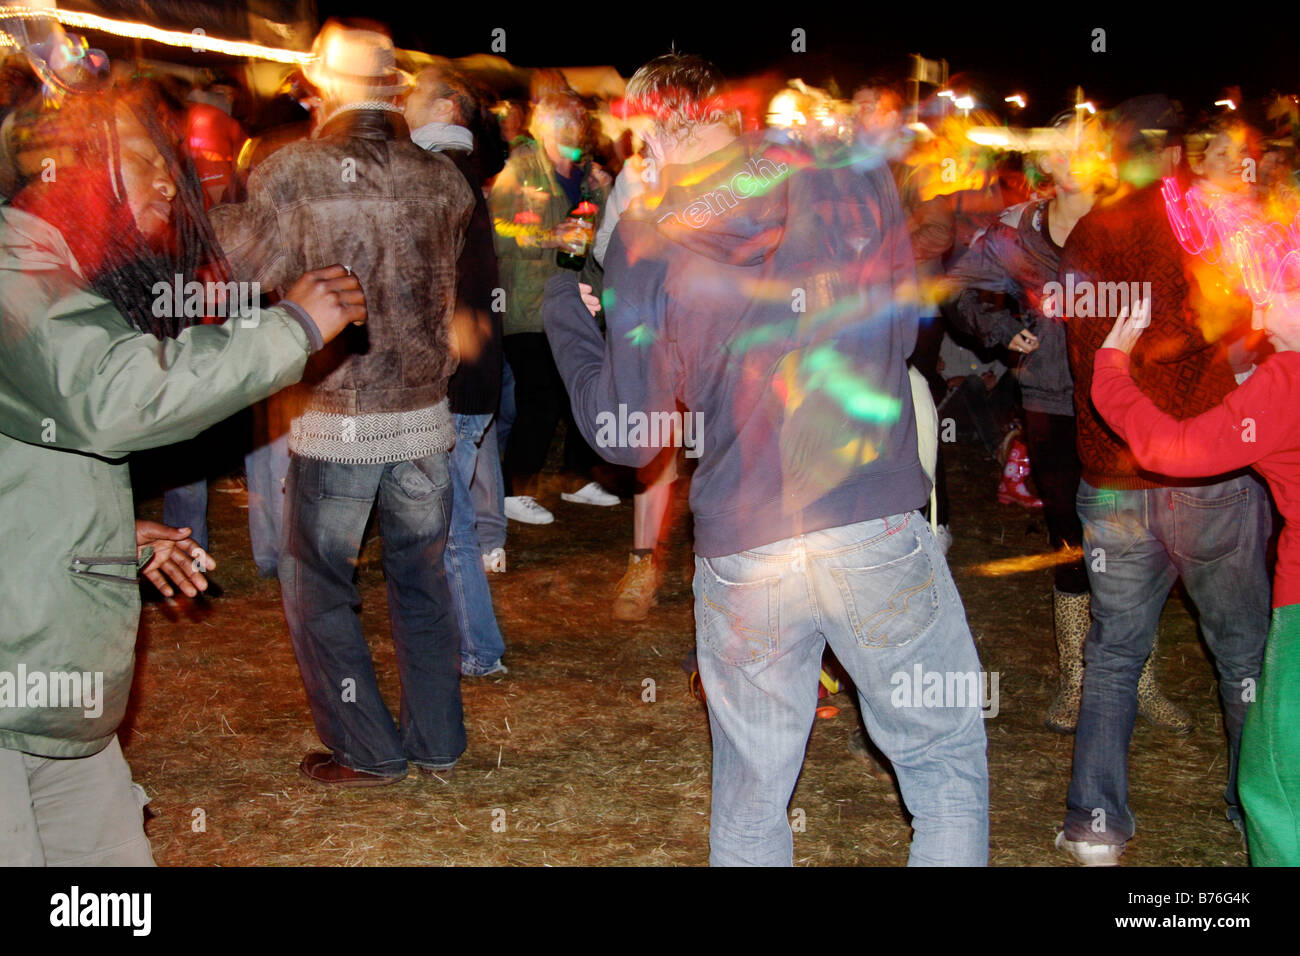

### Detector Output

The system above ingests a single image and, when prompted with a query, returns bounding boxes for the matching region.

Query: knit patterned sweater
[1062,181,1253,489]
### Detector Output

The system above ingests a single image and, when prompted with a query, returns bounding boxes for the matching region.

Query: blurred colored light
[0,5,309,63]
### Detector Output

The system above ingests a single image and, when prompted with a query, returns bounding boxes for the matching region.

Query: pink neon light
[1162,176,1300,308]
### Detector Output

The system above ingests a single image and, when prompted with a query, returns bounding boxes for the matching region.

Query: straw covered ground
[124,440,1250,866]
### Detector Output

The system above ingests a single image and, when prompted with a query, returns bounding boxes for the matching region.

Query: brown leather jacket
[211,109,474,415]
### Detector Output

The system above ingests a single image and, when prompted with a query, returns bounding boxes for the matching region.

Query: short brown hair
[625,53,734,140]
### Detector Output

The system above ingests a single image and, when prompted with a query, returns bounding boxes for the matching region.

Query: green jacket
[0,205,314,758]
[488,142,607,335]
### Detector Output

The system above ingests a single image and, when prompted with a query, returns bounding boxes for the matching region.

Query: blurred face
[852,88,901,137]
[113,107,176,243]
[1256,291,1300,352]
[1258,148,1294,191]
[1193,131,1249,193]
[536,106,583,165]
[1038,120,1112,195]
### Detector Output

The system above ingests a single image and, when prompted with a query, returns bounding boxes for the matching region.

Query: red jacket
[1093,348,1300,606]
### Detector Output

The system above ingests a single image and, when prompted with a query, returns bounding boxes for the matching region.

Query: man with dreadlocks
[0,64,366,863]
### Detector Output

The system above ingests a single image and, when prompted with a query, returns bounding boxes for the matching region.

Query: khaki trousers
[0,736,155,866]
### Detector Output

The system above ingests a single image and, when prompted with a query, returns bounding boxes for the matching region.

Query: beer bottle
[556,198,599,271]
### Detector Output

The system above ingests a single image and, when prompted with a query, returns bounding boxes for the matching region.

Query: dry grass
[124,441,1248,866]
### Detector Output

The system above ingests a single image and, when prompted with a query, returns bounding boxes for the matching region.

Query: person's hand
[590,164,612,190]
[1100,297,1151,355]
[553,215,594,252]
[135,519,215,598]
[520,225,560,249]
[578,282,601,317]
[283,265,367,345]
[1008,328,1039,355]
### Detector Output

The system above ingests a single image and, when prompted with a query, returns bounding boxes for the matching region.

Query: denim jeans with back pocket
[694,512,989,866]
[1065,474,1271,845]
[279,452,466,775]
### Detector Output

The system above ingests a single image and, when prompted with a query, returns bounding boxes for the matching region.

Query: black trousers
[1024,410,1088,594]
[502,332,598,496]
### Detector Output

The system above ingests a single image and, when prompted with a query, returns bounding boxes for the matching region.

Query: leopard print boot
[1045,589,1089,734]
[1137,632,1194,733]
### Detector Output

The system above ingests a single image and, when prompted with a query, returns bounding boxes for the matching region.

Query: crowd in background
[2,11,1299,868]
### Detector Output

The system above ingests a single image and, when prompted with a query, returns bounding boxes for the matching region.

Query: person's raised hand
[1100,297,1152,355]
[284,265,367,345]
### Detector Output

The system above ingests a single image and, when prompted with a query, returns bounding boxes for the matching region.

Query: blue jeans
[278,452,466,776]
[1065,475,1271,845]
[473,414,507,553]
[694,512,989,866]
[448,413,507,674]
[245,431,290,577]
[495,359,515,461]
[162,478,208,553]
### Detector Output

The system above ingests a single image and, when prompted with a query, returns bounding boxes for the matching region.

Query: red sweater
[1093,348,1300,607]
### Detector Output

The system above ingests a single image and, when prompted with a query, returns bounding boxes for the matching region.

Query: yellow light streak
[966,547,1083,577]
[0,5,310,64]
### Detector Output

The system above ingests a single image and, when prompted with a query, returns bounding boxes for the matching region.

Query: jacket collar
[411,121,474,154]
[317,108,410,142]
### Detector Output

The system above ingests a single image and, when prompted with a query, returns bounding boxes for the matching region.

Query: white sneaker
[561,481,620,507]
[504,496,554,525]
[482,547,507,573]
[1055,830,1124,866]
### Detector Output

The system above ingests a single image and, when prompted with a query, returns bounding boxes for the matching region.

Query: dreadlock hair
[8,79,232,339]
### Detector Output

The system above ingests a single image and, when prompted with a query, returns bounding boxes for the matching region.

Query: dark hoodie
[543,131,926,557]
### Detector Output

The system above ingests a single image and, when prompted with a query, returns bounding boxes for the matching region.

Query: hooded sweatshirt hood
[631,135,794,267]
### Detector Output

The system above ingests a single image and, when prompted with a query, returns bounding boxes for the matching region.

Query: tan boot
[1046,589,1089,734]
[1137,632,1194,733]
[612,552,661,622]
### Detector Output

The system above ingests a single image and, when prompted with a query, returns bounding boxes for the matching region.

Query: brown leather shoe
[299,752,405,787]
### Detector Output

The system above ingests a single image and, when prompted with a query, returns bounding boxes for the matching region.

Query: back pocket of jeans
[832,541,939,649]
[1076,486,1116,520]
[696,558,781,666]
[392,455,450,502]
[318,461,377,501]
[1172,488,1247,565]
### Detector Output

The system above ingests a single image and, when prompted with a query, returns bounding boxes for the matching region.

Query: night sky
[315,5,1298,125]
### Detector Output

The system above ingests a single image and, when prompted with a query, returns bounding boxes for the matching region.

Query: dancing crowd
[1,11,1298,867]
